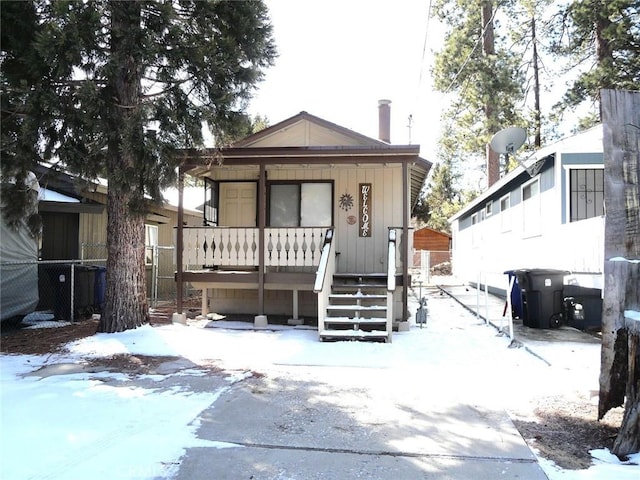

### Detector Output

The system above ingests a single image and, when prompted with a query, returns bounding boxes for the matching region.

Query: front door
[219,182,257,227]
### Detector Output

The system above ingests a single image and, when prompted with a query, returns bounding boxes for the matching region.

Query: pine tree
[548,0,640,122]
[431,0,526,170]
[1,0,276,332]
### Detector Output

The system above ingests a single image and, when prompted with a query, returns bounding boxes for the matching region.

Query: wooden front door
[219,182,257,227]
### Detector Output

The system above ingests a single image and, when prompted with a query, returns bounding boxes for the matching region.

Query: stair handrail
[313,228,335,293]
[387,228,397,292]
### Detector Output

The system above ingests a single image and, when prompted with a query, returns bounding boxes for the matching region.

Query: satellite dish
[489,127,541,177]
[490,127,527,155]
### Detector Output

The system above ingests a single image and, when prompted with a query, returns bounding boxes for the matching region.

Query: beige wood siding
[268,164,403,273]
[242,119,375,148]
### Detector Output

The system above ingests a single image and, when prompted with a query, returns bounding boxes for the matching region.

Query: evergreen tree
[419,161,462,234]
[1,0,276,332]
[431,0,526,175]
[548,0,640,123]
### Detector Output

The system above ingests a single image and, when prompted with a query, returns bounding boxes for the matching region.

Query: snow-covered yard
[1,289,638,480]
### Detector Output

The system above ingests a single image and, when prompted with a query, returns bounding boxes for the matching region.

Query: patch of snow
[1,289,638,479]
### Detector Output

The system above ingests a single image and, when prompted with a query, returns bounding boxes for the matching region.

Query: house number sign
[359,183,372,237]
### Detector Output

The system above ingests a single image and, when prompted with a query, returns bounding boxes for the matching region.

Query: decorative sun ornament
[339,193,354,211]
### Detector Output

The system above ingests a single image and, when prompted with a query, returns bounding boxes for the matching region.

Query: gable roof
[181,111,433,211]
[233,111,387,148]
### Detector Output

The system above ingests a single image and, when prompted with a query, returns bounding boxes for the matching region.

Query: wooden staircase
[319,273,393,343]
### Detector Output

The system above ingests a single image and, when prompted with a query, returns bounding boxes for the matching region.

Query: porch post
[258,163,266,315]
[173,166,186,323]
[402,160,409,322]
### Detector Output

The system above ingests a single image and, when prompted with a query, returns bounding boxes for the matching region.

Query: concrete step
[319,329,390,342]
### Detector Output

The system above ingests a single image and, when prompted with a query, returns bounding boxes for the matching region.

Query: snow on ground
[1,288,638,480]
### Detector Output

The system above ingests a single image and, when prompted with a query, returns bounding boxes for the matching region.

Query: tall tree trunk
[482,1,500,182]
[599,89,640,457]
[98,0,148,333]
[531,16,541,148]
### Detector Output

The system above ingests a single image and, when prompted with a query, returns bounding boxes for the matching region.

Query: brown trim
[38,202,104,214]
[402,160,409,321]
[258,163,266,314]
[181,271,315,288]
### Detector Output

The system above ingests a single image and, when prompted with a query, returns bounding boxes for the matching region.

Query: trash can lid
[506,268,570,275]
[525,268,571,276]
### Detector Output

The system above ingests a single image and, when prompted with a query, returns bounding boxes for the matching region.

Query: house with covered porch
[173,103,432,342]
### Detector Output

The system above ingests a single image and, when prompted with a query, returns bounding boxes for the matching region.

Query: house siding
[451,143,604,295]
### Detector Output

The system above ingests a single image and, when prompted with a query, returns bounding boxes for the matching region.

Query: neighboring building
[34,164,201,301]
[413,226,452,269]
[449,125,604,298]
[174,103,432,342]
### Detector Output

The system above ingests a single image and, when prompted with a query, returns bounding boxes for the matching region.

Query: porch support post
[258,163,266,315]
[173,166,187,324]
[402,160,409,322]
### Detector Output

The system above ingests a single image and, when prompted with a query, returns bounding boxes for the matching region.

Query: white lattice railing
[182,227,329,269]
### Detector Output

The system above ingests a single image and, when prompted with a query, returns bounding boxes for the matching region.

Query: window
[500,194,511,232]
[204,178,218,226]
[522,178,540,237]
[269,181,333,227]
[522,179,539,200]
[485,201,493,217]
[570,168,604,221]
[145,224,158,265]
[500,195,510,213]
[471,212,479,246]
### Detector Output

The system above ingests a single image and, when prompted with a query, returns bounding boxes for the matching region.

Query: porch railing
[314,228,336,336]
[181,226,329,269]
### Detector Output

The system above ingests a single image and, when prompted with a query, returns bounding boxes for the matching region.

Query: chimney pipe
[378,99,391,143]
[486,143,500,188]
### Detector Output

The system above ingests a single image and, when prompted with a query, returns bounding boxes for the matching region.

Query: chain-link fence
[0,259,108,325]
[1,243,180,325]
[411,250,452,284]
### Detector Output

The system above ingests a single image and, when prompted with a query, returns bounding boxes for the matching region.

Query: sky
[247,0,446,161]
[1,290,639,480]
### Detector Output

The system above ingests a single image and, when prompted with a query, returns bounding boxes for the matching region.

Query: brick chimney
[487,143,500,188]
[378,99,391,143]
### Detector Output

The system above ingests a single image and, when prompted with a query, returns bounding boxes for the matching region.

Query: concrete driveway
[168,286,551,480]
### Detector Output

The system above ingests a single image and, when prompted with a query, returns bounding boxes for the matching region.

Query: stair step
[319,329,390,340]
[324,317,387,325]
[329,293,387,300]
[326,305,386,312]
[333,273,386,279]
[331,284,388,291]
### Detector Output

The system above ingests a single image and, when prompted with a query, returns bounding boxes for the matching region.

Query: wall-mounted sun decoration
[339,192,354,211]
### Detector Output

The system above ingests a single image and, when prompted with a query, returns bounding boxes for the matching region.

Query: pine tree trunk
[98,0,148,333]
[599,89,640,457]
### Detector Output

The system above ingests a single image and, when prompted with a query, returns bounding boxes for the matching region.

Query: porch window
[569,168,604,222]
[204,178,218,226]
[269,181,333,227]
[145,224,158,266]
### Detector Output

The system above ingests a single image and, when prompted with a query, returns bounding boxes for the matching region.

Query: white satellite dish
[490,127,527,155]
[489,127,540,177]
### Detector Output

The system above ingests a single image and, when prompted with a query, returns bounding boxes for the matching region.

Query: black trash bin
[513,269,569,329]
[562,285,603,330]
[47,265,96,320]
